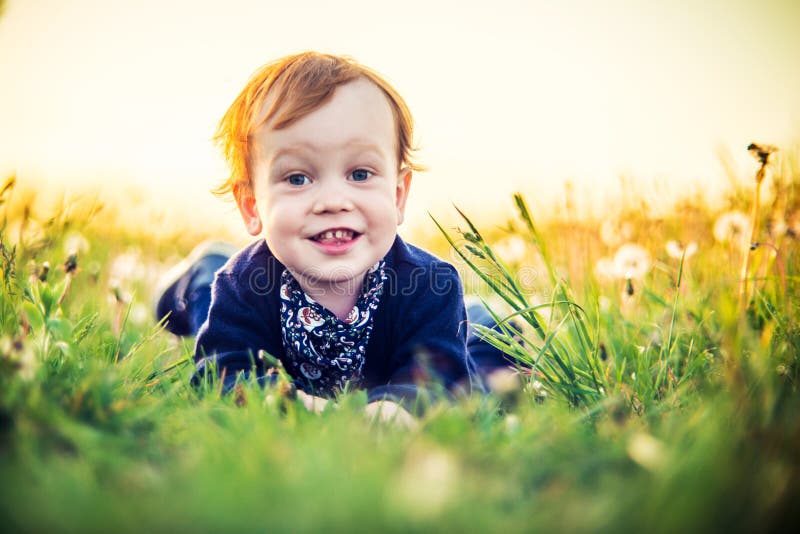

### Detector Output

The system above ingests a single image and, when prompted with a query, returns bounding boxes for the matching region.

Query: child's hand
[296,389,330,413]
[365,400,417,430]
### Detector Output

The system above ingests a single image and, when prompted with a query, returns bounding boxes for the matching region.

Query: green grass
[1,158,799,533]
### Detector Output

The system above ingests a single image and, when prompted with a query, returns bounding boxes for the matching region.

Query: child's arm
[367,262,481,409]
[191,270,281,392]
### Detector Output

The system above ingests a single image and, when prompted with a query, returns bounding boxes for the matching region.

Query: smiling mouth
[309,229,361,242]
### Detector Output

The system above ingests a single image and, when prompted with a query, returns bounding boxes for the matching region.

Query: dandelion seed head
[665,240,697,260]
[594,257,617,281]
[486,367,522,395]
[599,220,619,247]
[108,279,132,304]
[530,379,548,402]
[1,336,37,381]
[395,445,458,518]
[600,220,634,247]
[87,261,102,281]
[504,414,521,434]
[786,211,800,239]
[713,211,751,245]
[613,244,651,280]
[627,432,665,471]
[493,235,527,264]
[64,232,90,256]
[109,249,148,284]
[767,217,787,239]
[129,303,148,326]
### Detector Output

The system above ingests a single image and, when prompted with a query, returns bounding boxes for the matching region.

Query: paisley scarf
[279,262,386,396]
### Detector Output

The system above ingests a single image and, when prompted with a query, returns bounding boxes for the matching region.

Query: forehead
[253,79,398,157]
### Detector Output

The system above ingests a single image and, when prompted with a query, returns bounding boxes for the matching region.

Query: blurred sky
[0,0,798,236]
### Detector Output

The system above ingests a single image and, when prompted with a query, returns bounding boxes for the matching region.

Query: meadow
[0,145,798,533]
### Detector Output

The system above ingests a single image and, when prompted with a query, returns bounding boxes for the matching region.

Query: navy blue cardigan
[193,236,478,404]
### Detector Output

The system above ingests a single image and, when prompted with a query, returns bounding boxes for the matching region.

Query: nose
[311,179,355,214]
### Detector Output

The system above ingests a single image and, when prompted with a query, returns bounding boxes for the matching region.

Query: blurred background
[1,0,798,238]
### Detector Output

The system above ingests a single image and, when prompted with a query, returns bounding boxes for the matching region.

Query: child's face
[237,78,412,293]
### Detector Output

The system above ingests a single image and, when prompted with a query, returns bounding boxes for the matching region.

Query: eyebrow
[271,141,387,161]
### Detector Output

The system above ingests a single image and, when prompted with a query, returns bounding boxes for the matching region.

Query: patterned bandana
[279,262,386,397]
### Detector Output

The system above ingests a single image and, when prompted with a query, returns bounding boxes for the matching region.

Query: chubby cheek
[365,197,400,246]
[253,196,287,243]
[262,210,300,246]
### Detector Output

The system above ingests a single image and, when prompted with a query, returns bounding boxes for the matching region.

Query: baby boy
[160,52,485,417]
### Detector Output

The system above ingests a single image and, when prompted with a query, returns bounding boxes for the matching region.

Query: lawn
[1,146,798,533]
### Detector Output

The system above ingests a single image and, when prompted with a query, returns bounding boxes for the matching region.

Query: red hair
[214,52,421,197]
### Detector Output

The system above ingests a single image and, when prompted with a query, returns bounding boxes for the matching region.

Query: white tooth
[335,230,344,239]
[324,231,334,240]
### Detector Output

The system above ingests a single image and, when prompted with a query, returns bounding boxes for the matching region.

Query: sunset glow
[1,0,798,233]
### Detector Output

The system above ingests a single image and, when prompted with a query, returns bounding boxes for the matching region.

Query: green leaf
[22,300,44,331]
[47,316,73,340]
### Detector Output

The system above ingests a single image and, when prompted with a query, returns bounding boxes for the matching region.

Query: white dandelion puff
[767,217,787,239]
[599,220,635,248]
[665,240,698,260]
[485,367,522,395]
[627,432,665,471]
[109,249,148,284]
[713,211,751,245]
[504,414,521,434]
[129,303,149,326]
[493,236,527,264]
[594,257,618,281]
[64,232,90,256]
[395,445,459,518]
[786,210,800,237]
[108,279,132,305]
[600,220,621,247]
[613,244,651,280]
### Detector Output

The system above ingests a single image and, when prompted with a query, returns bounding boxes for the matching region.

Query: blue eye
[351,169,371,182]
[287,174,309,186]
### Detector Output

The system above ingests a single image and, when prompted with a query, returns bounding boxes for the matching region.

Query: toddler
[157,52,513,417]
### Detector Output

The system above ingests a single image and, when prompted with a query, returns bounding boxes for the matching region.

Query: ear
[233,182,263,236]
[394,168,413,226]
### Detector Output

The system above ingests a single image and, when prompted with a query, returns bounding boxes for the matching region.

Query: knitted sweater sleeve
[366,262,480,407]
[191,270,276,392]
